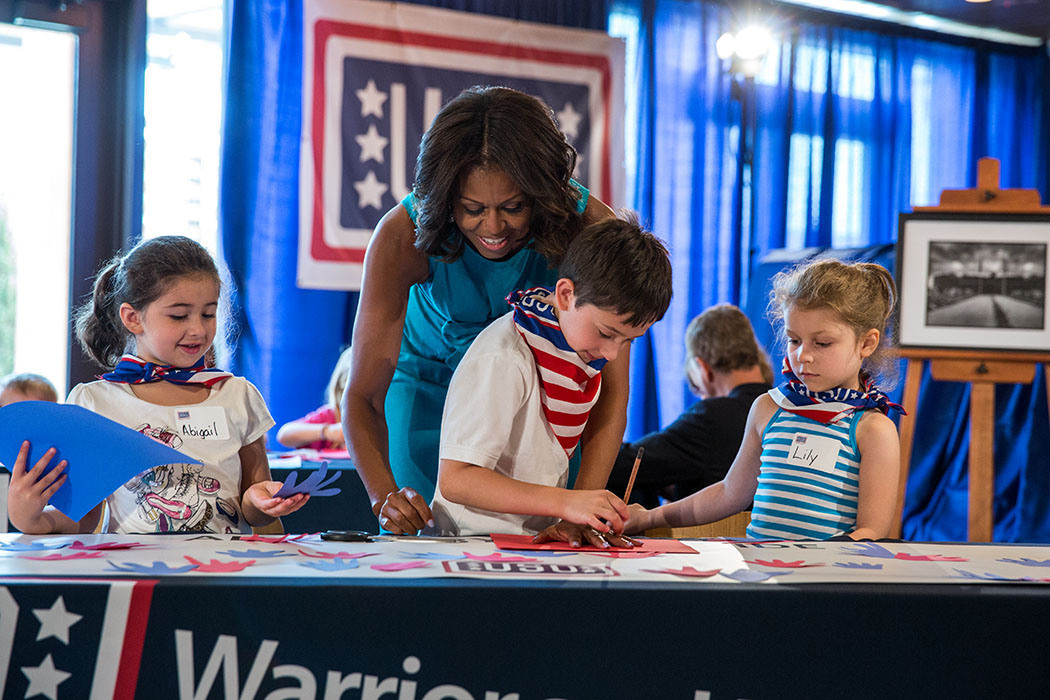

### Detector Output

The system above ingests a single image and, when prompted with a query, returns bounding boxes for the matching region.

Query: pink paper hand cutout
[371,561,431,572]
[184,556,257,572]
[642,566,721,578]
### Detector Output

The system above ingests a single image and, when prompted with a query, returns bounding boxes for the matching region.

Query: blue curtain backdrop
[219,0,607,451]
[615,0,1050,541]
[222,0,1050,541]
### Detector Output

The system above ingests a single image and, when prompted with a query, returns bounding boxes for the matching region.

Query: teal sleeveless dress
[388,183,588,502]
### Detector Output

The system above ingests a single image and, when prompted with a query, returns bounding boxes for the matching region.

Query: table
[1,533,1049,699]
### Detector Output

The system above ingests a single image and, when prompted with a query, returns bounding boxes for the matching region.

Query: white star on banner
[33,596,82,644]
[556,102,582,140]
[355,123,389,164]
[21,654,71,700]
[356,79,388,118]
[354,170,389,210]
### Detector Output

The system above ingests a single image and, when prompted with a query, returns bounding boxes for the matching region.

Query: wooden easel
[892,158,1050,541]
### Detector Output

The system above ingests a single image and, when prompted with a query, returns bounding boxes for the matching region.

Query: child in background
[0,373,59,405]
[7,235,309,534]
[276,346,352,450]
[429,214,673,546]
[625,258,902,540]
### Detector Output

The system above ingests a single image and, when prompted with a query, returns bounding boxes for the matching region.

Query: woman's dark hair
[412,85,583,267]
[74,235,224,369]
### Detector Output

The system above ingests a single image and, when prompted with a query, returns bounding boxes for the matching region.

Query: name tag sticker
[786,433,840,472]
[174,406,230,441]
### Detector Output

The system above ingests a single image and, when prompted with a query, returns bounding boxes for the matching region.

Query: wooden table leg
[968,382,995,542]
[892,358,923,539]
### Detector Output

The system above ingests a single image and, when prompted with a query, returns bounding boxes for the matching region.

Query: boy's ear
[119,303,144,335]
[553,278,576,311]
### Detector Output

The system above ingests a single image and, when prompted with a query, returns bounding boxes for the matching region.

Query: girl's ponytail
[74,258,131,369]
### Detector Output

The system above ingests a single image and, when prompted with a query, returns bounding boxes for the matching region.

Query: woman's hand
[244,481,310,519]
[374,487,433,534]
[7,441,65,534]
[532,520,640,549]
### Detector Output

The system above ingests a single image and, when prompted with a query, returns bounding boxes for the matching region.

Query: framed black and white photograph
[897,212,1050,352]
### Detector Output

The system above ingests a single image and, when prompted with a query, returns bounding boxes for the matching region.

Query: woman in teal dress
[342,86,630,546]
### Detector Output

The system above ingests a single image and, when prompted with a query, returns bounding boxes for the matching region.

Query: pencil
[622,446,644,504]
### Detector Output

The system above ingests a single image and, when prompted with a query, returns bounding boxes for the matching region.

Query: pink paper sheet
[491,533,697,554]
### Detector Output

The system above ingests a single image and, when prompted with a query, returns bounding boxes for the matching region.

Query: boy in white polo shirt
[429,213,672,543]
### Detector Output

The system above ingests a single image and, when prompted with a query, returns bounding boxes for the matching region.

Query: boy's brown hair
[558,212,672,326]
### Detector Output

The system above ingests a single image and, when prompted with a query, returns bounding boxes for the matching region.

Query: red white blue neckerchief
[507,287,604,457]
[768,358,904,425]
[101,354,232,387]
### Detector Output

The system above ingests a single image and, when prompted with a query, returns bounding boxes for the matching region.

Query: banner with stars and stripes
[299,0,625,290]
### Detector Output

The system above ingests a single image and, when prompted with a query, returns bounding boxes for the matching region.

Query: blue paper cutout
[0,540,69,552]
[953,569,1023,581]
[834,561,883,569]
[274,461,342,498]
[105,560,197,574]
[298,558,360,572]
[0,401,203,522]
[997,557,1050,567]
[216,548,297,559]
[722,568,793,583]
[841,542,895,559]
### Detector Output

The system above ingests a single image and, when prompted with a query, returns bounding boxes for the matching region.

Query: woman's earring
[448,209,455,222]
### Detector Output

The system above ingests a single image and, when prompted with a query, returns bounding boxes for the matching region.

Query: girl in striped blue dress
[625,258,902,540]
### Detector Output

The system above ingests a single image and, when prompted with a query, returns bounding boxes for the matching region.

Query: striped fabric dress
[746,408,863,540]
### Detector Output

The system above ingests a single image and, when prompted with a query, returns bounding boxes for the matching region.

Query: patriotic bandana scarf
[769,358,904,424]
[507,287,605,457]
[101,354,232,387]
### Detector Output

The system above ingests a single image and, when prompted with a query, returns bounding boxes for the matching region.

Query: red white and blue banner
[298,0,625,290]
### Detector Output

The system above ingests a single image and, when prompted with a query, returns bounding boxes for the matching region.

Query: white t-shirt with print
[66,377,274,534]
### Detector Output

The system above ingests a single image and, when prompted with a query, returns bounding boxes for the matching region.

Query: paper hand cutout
[841,542,896,559]
[998,557,1050,567]
[106,560,197,574]
[371,560,431,572]
[0,401,202,522]
[184,556,256,572]
[642,566,721,578]
[298,558,361,572]
[745,559,825,568]
[834,561,883,569]
[216,548,296,559]
[0,541,69,552]
[274,461,342,498]
[70,540,149,551]
[22,551,106,561]
[721,568,793,583]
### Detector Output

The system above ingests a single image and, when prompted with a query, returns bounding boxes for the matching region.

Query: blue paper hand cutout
[0,540,69,552]
[0,401,202,522]
[997,557,1050,567]
[722,568,793,583]
[106,560,197,574]
[834,561,884,569]
[841,542,895,559]
[298,558,360,572]
[274,460,342,498]
[216,549,297,559]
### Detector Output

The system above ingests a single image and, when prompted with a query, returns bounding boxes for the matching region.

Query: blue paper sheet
[0,401,202,522]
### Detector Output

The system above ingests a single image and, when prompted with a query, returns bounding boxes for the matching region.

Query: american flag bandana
[768,358,905,425]
[507,287,605,457]
[101,354,232,387]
